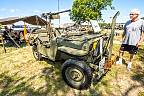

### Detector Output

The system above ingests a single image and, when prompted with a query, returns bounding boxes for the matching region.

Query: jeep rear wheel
[32,45,42,61]
[61,59,92,90]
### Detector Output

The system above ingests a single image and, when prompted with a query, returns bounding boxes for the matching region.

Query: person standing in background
[116,9,144,71]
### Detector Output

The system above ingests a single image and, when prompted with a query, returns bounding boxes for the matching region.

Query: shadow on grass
[40,59,75,95]
[8,41,27,47]
[110,47,144,96]
[41,58,102,95]
[0,68,72,96]
[0,41,27,54]
[0,71,45,96]
[1,40,27,48]
[137,48,144,62]
[123,69,144,96]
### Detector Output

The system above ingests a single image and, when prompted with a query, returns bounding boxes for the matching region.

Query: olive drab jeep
[31,11,120,90]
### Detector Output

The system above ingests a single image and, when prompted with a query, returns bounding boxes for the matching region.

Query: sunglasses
[129,14,138,15]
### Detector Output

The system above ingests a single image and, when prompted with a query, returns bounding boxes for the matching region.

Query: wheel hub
[67,68,84,82]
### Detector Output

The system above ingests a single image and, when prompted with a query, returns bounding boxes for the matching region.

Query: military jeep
[31,11,120,90]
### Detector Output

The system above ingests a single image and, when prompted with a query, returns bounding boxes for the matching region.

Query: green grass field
[0,38,144,96]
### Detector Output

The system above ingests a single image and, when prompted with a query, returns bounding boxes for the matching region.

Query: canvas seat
[37,30,50,47]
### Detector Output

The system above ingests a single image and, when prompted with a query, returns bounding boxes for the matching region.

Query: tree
[70,0,113,23]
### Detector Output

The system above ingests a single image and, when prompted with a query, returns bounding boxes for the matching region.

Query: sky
[102,0,144,23]
[0,0,144,26]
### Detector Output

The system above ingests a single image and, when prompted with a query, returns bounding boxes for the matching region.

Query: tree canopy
[70,0,113,23]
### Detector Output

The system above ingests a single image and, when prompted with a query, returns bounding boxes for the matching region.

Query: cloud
[10,9,16,13]
[0,8,6,11]
[33,10,41,13]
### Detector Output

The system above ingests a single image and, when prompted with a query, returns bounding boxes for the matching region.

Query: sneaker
[116,58,122,65]
[127,62,132,71]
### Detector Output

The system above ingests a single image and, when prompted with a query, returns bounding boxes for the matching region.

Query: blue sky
[0,0,144,25]
[102,0,144,23]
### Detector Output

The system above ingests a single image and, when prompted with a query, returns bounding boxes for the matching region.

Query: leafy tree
[70,0,113,23]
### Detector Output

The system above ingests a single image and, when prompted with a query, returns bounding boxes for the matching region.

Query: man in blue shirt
[116,9,144,71]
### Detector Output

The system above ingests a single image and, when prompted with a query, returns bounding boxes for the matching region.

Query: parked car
[12,25,30,32]
[11,25,31,41]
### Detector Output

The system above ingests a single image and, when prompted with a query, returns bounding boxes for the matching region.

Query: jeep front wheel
[32,45,42,61]
[61,59,92,90]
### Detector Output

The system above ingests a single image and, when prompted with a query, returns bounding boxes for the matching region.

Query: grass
[0,35,144,96]
[0,44,71,96]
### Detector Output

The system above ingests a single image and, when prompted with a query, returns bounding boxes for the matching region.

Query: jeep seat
[37,30,50,47]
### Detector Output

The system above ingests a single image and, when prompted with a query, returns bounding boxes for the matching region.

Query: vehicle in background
[0,24,31,44]
[12,25,31,33]
[11,25,31,42]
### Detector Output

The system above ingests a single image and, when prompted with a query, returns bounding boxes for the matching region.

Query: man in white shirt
[116,9,144,71]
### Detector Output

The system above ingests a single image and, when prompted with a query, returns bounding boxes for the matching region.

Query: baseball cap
[130,8,140,15]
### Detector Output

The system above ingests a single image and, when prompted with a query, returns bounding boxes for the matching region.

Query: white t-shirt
[122,19,144,45]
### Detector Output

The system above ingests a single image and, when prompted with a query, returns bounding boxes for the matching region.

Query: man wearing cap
[116,9,144,71]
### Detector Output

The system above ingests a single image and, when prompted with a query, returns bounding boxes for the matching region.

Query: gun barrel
[54,9,71,14]
[42,9,71,16]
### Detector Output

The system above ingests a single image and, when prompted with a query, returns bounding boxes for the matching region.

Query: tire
[32,45,42,61]
[61,59,92,90]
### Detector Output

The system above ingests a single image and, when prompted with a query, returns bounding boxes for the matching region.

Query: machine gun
[41,9,71,20]
[41,9,71,39]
